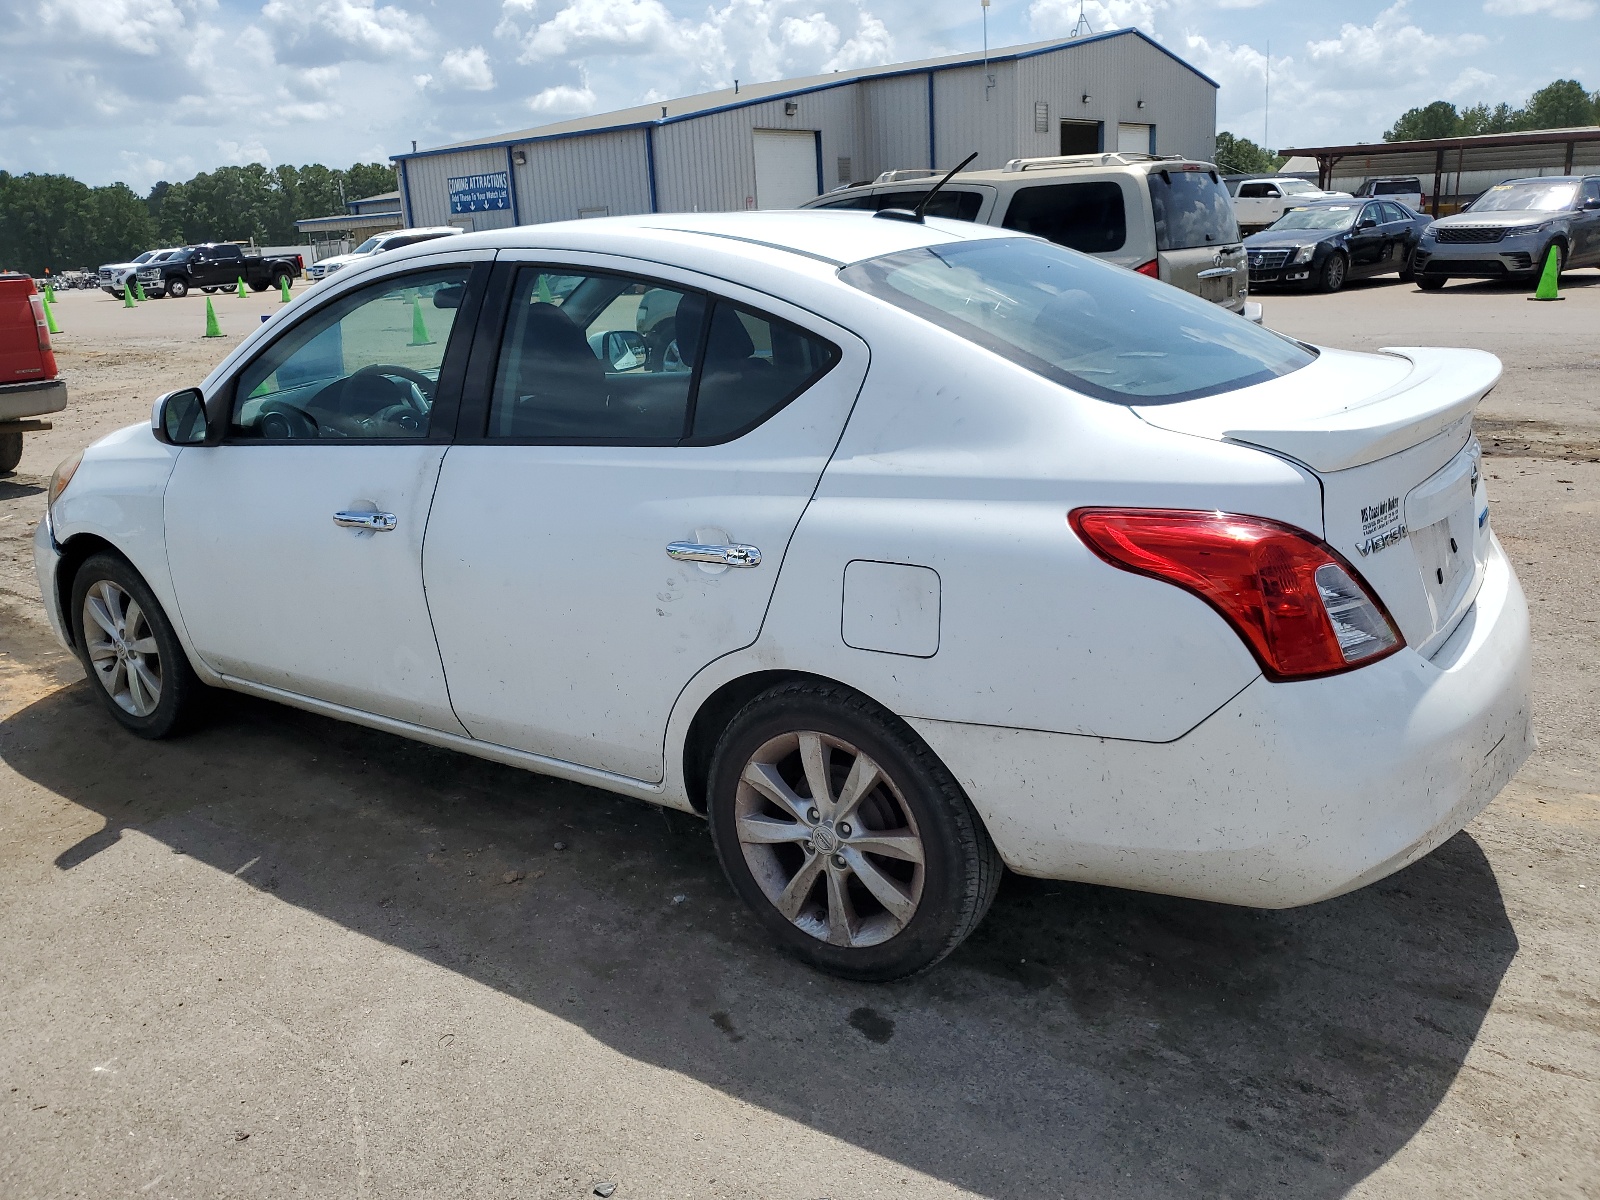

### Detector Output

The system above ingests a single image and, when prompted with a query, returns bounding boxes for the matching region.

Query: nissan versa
[37,212,1533,979]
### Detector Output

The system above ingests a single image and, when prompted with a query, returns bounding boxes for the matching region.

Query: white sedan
[36,212,1533,979]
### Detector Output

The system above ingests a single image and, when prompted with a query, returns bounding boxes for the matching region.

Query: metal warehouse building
[393,29,1218,229]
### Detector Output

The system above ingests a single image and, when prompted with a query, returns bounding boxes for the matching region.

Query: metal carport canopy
[1281,126,1600,216]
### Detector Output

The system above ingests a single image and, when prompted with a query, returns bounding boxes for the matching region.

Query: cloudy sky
[1,0,1594,190]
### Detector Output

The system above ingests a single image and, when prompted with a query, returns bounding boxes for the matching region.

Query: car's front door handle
[334,510,397,532]
[666,541,762,567]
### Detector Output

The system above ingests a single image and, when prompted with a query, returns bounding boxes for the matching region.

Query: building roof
[294,212,404,234]
[395,29,1217,162]
[1281,126,1600,159]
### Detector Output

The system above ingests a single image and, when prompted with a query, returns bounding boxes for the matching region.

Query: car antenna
[876,152,980,224]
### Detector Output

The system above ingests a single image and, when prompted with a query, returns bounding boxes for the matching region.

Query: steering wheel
[349,363,434,409]
[256,400,319,440]
[365,404,425,435]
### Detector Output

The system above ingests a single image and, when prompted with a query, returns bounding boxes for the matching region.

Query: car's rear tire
[706,680,1002,981]
[0,431,22,474]
[1319,250,1348,292]
[166,277,188,299]
[70,553,204,739]
[272,271,291,292]
[1417,274,1447,291]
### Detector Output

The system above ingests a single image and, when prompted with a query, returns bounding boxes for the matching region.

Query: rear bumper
[911,535,1533,908]
[0,379,67,422]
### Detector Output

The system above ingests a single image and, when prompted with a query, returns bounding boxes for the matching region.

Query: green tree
[1384,100,1462,142]
[1212,131,1283,175]
[1521,79,1597,130]
[344,162,398,202]
[1459,102,1520,135]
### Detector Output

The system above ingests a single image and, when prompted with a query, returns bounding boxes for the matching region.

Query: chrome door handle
[1196,266,1238,278]
[666,541,762,567]
[333,510,397,532]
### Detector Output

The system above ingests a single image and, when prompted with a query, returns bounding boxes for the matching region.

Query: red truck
[0,274,66,474]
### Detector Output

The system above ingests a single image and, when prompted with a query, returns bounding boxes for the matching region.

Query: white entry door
[753,130,820,209]
[1117,123,1153,154]
[164,263,478,733]
[422,262,867,782]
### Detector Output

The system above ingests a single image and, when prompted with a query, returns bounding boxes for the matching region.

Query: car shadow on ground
[2,679,1518,1198]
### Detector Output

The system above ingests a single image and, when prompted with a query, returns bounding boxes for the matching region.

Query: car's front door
[163,259,486,731]
[1347,203,1388,274]
[423,260,868,781]
[1572,180,1600,264]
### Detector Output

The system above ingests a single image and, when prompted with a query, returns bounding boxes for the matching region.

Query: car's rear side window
[1001,182,1127,253]
[871,189,984,221]
[841,237,1314,404]
[1148,168,1240,250]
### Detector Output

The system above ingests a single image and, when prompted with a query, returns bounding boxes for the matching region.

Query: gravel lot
[1,276,1596,1199]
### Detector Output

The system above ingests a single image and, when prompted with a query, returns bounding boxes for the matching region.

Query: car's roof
[385,227,463,238]
[437,210,1012,269]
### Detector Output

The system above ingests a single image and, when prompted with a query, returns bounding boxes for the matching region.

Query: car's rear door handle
[334,510,397,532]
[666,541,761,567]
[1197,266,1238,278]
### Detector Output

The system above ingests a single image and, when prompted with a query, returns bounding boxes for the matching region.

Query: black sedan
[1245,200,1431,292]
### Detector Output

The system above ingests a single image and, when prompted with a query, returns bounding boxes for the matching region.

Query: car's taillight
[28,293,51,352]
[1069,508,1403,680]
[1134,259,1160,278]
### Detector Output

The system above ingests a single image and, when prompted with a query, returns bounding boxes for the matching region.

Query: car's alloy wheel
[71,553,203,739]
[167,277,188,298]
[1320,251,1347,292]
[734,730,926,948]
[707,681,1001,980]
[82,580,163,717]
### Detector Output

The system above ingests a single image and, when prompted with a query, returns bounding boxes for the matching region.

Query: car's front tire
[706,680,1002,981]
[1417,274,1447,291]
[1319,250,1348,292]
[166,277,188,299]
[70,553,203,739]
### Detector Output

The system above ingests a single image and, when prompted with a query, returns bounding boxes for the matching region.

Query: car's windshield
[841,237,1315,404]
[1468,182,1578,212]
[1147,168,1239,250]
[353,237,383,254]
[1271,206,1359,231]
[133,252,154,264]
[1279,180,1320,195]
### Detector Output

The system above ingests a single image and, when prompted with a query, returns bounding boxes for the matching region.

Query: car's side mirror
[1358,218,1378,229]
[152,388,210,446]
[433,284,464,309]
[603,330,646,371]
[1584,197,1600,210]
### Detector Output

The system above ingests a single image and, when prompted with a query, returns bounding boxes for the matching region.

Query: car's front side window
[230,267,471,440]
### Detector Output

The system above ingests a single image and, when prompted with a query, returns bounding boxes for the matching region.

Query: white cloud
[39,0,195,55]
[825,11,891,69]
[439,45,496,89]
[261,0,431,62]
[1306,2,1486,84]
[527,82,600,112]
[1027,0,1165,38]
[1483,0,1595,16]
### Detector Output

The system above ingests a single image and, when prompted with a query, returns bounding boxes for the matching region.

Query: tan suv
[802,152,1258,321]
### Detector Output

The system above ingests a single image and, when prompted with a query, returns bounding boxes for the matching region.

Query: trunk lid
[0,275,52,385]
[1134,346,1500,655]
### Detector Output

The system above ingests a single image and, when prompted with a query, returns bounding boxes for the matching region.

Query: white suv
[307,226,463,281]
[803,152,1257,320]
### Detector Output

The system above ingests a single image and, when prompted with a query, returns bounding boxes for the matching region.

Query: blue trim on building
[645,125,659,213]
[1149,124,1158,154]
[1097,121,1105,152]
[813,130,825,195]
[398,161,413,225]
[926,72,936,168]
[506,146,522,225]
[390,29,1218,164]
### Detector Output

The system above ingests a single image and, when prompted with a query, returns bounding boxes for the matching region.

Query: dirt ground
[1,276,1596,1199]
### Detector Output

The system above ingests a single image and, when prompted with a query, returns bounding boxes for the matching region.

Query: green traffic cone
[536,274,554,304]
[203,297,224,338]
[279,276,292,303]
[1529,245,1563,301]
[42,293,61,334]
[123,285,136,309]
[134,279,148,302]
[44,280,56,304]
[408,296,434,346]
[236,276,248,299]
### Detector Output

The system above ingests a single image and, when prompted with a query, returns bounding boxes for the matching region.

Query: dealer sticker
[1355,496,1406,556]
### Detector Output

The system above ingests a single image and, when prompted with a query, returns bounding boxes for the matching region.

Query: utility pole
[1264,39,1271,152]
[982,0,994,101]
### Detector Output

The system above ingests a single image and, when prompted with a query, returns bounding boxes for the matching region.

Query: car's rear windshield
[840,237,1315,404]
[1469,182,1577,212]
[1271,206,1358,231]
[1147,168,1240,250]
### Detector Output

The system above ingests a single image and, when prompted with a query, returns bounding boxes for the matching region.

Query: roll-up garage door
[1117,123,1153,154]
[753,130,820,209]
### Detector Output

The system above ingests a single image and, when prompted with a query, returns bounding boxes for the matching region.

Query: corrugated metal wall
[403,146,517,230]
[400,38,1217,225]
[515,130,653,222]
[1012,37,1215,163]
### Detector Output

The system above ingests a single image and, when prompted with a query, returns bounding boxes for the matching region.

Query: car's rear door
[422,257,868,782]
[163,255,490,730]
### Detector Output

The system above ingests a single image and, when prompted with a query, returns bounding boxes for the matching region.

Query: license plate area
[1200,275,1234,303]
[1406,439,1485,632]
